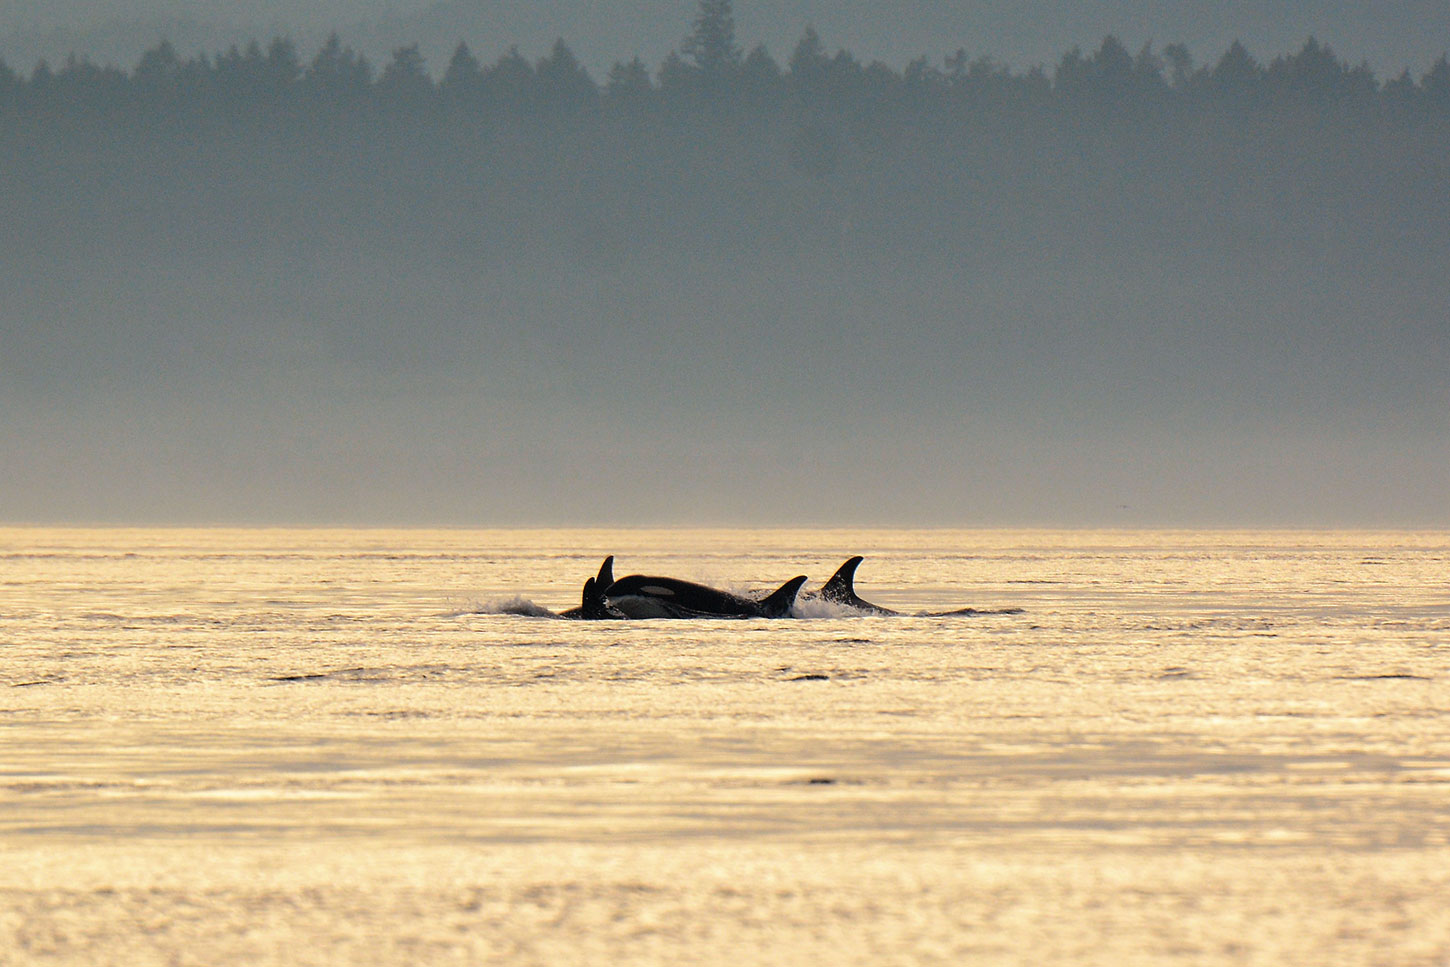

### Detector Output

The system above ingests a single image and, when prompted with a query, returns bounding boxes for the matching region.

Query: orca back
[605,573,803,619]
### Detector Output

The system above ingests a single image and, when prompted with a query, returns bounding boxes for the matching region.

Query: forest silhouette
[4,6,1449,119]
[6,1,1447,264]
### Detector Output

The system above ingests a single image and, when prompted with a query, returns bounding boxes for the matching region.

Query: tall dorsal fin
[819,556,864,605]
[759,575,808,618]
[595,555,615,589]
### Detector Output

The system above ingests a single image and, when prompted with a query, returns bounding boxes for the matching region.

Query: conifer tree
[265,37,302,90]
[682,0,741,76]
[379,43,432,103]
[1424,54,1450,105]
[606,57,653,99]
[441,42,484,104]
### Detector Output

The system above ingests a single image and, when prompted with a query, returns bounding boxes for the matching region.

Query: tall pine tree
[682,0,741,76]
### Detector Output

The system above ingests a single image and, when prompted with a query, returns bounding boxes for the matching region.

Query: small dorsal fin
[595,555,615,589]
[579,577,610,619]
[819,556,864,605]
[759,575,809,617]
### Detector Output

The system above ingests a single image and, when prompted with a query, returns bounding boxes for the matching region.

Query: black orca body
[812,556,896,614]
[604,573,807,620]
[560,557,624,619]
[811,556,1021,617]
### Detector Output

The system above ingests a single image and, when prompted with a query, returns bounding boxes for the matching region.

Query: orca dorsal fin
[579,577,610,620]
[595,556,615,589]
[819,556,864,605]
[759,575,809,618]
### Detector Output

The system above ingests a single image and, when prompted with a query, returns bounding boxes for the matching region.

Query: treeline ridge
[3,16,1449,119]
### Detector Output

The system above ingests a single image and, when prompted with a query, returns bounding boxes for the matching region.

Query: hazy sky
[3,1,1448,527]
[3,0,1447,76]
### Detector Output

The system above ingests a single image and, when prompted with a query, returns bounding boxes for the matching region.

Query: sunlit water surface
[2,528,1447,966]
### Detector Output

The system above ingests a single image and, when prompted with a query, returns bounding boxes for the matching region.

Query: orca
[811,555,895,614]
[811,556,1022,617]
[560,557,623,619]
[604,573,807,620]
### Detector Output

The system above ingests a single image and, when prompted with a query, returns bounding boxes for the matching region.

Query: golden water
[2,528,1447,965]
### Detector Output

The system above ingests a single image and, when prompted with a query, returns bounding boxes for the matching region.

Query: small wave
[791,598,868,619]
[475,596,560,618]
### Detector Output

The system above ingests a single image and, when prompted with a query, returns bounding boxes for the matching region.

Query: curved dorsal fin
[819,556,864,605]
[595,555,615,589]
[759,575,809,617]
[579,577,610,620]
